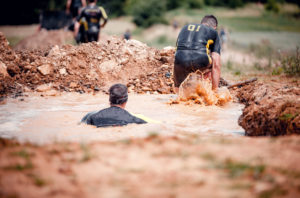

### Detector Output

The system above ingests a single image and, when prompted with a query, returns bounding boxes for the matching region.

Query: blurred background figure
[219,26,228,51]
[74,0,108,43]
[172,20,179,30]
[66,0,87,19]
[67,0,86,31]
[123,29,131,40]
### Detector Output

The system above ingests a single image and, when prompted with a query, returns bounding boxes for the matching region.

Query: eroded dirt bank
[0,32,174,98]
[1,135,300,198]
[236,81,300,136]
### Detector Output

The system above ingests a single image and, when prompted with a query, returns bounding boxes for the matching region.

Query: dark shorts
[174,50,211,87]
[71,6,80,18]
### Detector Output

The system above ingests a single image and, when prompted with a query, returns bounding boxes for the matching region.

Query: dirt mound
[237,81,300,136]
[0,34,175,97]
[14,30,73,51]
[0,32,21,98]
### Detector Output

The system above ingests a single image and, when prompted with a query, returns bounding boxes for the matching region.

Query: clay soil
[1,135,300,198]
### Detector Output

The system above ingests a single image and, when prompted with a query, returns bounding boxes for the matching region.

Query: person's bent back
[82,84,146,127]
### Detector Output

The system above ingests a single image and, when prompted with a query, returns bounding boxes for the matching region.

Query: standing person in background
[66,0,87,19]
[123,29,131,40]
[219,26,228,51]
[74,0,108,43]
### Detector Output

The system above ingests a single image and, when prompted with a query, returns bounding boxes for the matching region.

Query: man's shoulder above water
[82,106,146,127]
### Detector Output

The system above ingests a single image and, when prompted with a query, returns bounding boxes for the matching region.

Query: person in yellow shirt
[74,0,108,43]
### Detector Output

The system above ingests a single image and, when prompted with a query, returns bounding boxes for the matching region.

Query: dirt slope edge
[0,32,175,97]
[236,81,300,136]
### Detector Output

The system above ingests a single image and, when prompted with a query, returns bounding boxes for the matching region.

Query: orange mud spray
[176,72,232,106]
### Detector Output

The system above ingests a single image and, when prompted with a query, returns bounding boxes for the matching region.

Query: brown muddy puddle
[0,93,244,144]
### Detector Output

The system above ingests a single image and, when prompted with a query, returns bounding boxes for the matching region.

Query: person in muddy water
[174,15,221,93]
[74,0,108,43]
[81,84,147,127]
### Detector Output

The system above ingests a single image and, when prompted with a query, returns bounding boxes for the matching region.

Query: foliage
[130,0,168,28]
[99,0,126,17]
[280,47,300,76]
[265,0,280,13]
[186,0,205,9]
[204,0,245,8]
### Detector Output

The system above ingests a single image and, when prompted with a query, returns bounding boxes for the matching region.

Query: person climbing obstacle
[174,15,221,93]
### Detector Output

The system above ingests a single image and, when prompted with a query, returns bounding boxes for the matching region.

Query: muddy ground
[1,31,299,136]
[1,135,300,198]
[0,30,300,198]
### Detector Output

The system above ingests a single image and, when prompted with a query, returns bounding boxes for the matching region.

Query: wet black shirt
[77,5,107,28]
[81,106,147,127]
[176,24,221,54]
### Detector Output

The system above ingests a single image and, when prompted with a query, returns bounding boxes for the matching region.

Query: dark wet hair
[88,0,97,3]
[109,84,128,105]
[201,15,218,28]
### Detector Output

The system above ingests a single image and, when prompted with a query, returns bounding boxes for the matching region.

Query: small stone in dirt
[59,68,67,75]
[69,82,78,88]
[94,86,100,91]
[44,90,58,96]
[36,84,52,92]
[0,61,9,77]
[38,64,52,76]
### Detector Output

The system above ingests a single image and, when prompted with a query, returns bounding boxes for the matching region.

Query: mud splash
[173,73,232,106]
[0,93,244,144]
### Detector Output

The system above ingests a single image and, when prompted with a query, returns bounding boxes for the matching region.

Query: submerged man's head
[109,84,128,108]
[201,15,218,30]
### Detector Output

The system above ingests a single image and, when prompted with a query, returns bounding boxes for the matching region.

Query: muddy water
[0,93,244,144]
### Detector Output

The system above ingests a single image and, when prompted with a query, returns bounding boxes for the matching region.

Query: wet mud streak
[173,73,232,106]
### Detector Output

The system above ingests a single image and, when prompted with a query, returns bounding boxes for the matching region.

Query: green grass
[166,4,300,32]
[4,162,34,171]
[6,37,23,47]
[219,14,300,32]
[80,144,92,162]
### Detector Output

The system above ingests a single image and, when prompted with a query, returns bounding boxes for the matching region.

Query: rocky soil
[0,32,174,98]
[236,81,300,136]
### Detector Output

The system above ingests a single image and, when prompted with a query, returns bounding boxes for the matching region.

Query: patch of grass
[150,35,176,49]
[119,138,132,145]
[4,161,34,171]
[148,132,159,138]
[271,67,283,75]
[80,144,92,162]
[6,37,23,47]
[277,168,300,179]
[258,185,288,198]
[10,149,31,159]
[226,59,234,70]
[27,174,48,187]
[279,113,298,121]
[229,182,253,190]
[200,153,216,161]
[280,47,300,76]
[33,176,47,187]
[167,5,300,32]
[216,159,265,179]
[234,70,241,76]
